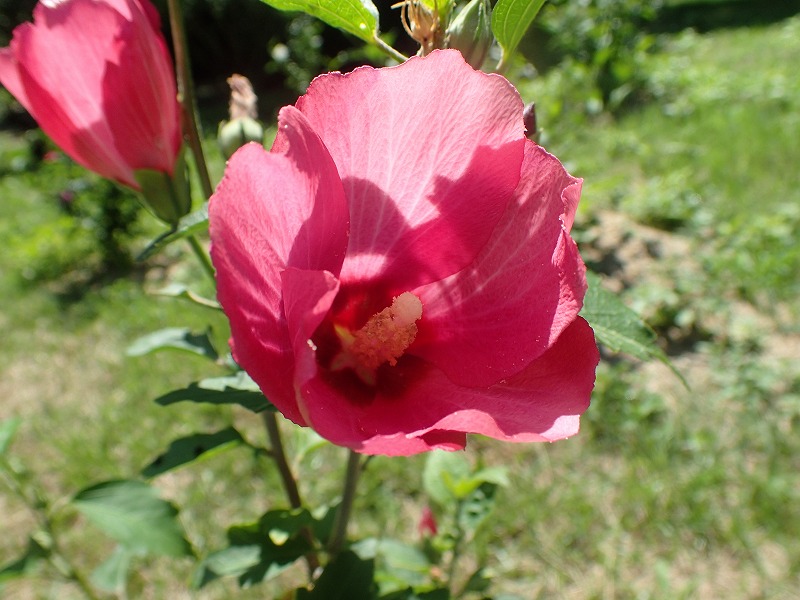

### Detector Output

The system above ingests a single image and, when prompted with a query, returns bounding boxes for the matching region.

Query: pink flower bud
[0,0,182,195]
[418,506,438,537]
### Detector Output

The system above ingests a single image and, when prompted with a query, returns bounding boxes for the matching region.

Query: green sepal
[134,148,191,226]
[218,118,265,159]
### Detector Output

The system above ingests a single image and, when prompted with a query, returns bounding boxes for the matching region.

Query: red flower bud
[0,0,182,195]
[418,506,438,537]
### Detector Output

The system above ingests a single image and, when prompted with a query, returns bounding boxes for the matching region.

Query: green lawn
[2,15,800,600]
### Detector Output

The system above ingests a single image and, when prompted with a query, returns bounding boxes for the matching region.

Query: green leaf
[0,416,22,456]
[581,272,687,387]
[194,545,261,587]
[352,538,430,591]
[141,427,244,478]
[423,451,470,506]
[196,508,316,588]
[491,0,546,66]
[90,546,132,593]
[457,481,498,533]
[72,480,192,557]
[137,202,209,261]
[296,550,376,599]
[450,465,508,499]
[461,567,491,594]
[259,0,379,44]
[0,536,48,582]
[126,327,218,361]
[154,283,221,310]
[155,373,274,413]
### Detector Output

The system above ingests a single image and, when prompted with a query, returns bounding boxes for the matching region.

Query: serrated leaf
[141,427,244,478]
[296,550,375,599]
[0,537,48,582]
[260,0,379,44]
[195,545,261,587]
[423,451,470,506]
[581,272,687,387]
[126,327,218,361]
[491,0,546,66]
[154,283,221,310]
[155,373,274,413]
[90,546,132,593]
[137,203,209,261]
[196,508,316,588]
[0,416,22,456]
[72,480,192,557]
[352,538,430,590]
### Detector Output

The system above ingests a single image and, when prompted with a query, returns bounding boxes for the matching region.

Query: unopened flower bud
[445,0,493,69]
[418,506,438,537]
[218,117,265,159]
[218,75,265,159]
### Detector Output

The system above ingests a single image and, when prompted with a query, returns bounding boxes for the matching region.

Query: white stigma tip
[391,292,423,325]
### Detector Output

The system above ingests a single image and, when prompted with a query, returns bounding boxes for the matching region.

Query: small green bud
[217,74,265,159]
[445,0,493,69]
[218,117,265,159]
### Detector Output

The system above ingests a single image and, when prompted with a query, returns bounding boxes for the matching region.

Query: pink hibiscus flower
[0,0,180,189]
[210,50,599,456]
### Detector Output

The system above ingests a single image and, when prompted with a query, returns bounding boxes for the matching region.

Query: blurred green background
[1,0,799,597]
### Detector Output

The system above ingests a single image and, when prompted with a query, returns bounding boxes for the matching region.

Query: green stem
[446,499,466,589]
[185,234,215,283]
[166,0,213,199]
[262,412,303,508]
[495,51,511,75]
[261,412,320,577]
[327,450,362,556]
[373,35,410,63]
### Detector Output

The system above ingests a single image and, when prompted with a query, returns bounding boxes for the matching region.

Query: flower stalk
[186,234,215,282]
[373,34,410,63]
[261,412,320,576]
[327,450,362,556]
[166,0,213,200]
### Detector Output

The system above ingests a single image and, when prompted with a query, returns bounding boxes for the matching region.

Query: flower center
[331,292,423,384]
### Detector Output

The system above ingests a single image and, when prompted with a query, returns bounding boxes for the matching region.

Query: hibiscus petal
[103,0,180,174]
[1,0,135,185]
[209,108,349,423]
[410,317,599,444]
[296,367,469,456]
[0,48,26,106]
[295,318,597,455]
[280,49,526,290]
[281,267,341,424]
[412,141,587,387]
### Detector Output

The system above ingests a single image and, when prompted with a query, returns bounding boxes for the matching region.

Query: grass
[2,14,800,600]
